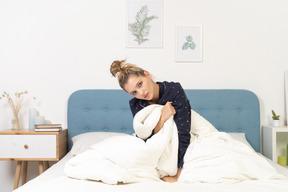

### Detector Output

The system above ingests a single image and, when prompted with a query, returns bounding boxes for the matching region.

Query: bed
[13,89,288,192]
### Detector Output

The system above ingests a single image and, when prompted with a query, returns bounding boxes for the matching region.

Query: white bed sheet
[13,152,288,192]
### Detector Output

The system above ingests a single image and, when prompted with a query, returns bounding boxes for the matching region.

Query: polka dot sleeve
[170,83,191,168]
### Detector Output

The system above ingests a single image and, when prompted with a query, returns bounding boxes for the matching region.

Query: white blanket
[179,131,285,183]
[178,111,285,183]
[64,104,178,184]
[65,105,285,185]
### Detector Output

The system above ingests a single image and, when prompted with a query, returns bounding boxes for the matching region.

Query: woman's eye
[132,91,137,95]
[138,82,142,87]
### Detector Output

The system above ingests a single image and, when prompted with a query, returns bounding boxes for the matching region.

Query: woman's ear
[144,71,152,79]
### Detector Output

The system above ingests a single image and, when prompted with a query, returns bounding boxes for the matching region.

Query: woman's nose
[141,89,145,97]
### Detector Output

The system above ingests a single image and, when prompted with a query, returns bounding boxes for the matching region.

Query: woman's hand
[153,102,176,134]
[161,168,182,183]
[161,175,178,183]
[160,101,176,123]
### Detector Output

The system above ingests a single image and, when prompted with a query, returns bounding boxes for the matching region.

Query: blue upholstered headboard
[67,89,260,152]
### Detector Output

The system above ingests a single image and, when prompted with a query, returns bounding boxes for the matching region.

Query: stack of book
[34,124,62,132]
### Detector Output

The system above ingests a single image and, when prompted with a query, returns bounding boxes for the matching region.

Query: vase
[272,120,280,127]
[11,114,20,130]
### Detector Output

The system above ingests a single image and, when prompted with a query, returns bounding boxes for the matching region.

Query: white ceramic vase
[272,119,280,127]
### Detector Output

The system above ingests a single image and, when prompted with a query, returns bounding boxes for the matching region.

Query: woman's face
[124,71,158,101]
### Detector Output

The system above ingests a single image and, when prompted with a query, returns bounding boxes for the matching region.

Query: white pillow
[70,132,129,155]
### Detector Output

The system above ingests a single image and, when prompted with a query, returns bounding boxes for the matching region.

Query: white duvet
[64,104,284,184]
[64,104,178,184]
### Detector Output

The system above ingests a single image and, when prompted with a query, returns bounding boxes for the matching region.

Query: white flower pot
[272,120,280,127]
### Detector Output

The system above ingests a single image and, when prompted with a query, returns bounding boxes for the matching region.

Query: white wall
[0,0,288,191]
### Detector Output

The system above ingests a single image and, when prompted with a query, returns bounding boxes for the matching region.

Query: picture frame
[126,0,163,48]
[176,26,203,62]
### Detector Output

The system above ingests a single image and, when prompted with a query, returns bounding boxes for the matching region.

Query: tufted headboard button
[122,108,128,112]
[121,127,127,132]
[237,127,243,132]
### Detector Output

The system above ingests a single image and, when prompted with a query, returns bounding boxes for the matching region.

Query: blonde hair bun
[110,59,125,77]
[110,59,145,89]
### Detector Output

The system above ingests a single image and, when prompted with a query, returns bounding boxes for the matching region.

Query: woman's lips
[144,93,149,99]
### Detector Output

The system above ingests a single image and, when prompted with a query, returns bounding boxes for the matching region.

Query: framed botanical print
[126,0,163,48]
[176,26,203,62]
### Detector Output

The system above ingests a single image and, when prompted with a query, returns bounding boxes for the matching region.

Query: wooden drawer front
[0,135,56,159]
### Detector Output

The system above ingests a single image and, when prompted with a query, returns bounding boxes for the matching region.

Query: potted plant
[271,110,280,127]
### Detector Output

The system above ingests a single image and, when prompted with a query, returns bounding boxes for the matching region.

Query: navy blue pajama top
[129,81,191,168]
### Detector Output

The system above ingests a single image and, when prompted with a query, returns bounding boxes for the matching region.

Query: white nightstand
[0,129,67,189]
[262,125,288,166]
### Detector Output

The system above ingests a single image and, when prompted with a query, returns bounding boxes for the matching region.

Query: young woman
[110,59,191,182]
